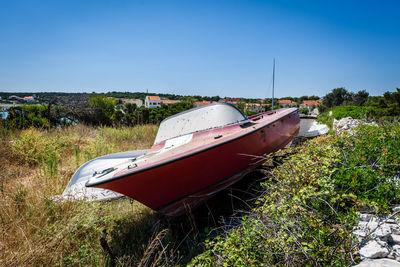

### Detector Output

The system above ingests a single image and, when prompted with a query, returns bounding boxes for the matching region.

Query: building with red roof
[161,99,181,105]
[145,95,162,108]
[195,101,211,106]
[278,99,296,107]
[300,99,322,108]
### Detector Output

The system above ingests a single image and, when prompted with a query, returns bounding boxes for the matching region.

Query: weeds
[4,121,397,266]
[191,123,400,266]
[0,124,159,266]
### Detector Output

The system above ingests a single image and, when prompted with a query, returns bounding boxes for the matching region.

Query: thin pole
[271,58,275,110]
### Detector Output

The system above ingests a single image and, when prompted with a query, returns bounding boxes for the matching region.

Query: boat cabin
[154,103,247,144]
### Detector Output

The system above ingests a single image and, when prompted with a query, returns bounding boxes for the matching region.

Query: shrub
[192,123,400,266]
[11,128,69,166]
[318,105,375,127]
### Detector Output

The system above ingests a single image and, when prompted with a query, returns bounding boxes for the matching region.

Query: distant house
[300,99,322,108]
[219,99,234,104]
[9,95,22,101]
[8,95,35,103]
[195,101,211,106]
[120,98,143,107]
[161,99,181,105]
[245,103,264,113]
[300,99,322,111]
[278,99,296,107]
[145,96,162,108]
[230,98,242,104]
[23,96,35,103]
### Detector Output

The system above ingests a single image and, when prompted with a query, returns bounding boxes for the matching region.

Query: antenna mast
[271,58,275,110]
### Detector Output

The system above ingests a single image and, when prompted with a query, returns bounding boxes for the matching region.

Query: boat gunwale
[86,108,299,188]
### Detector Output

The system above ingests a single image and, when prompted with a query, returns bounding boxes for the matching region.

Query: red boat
[85,103,299,216]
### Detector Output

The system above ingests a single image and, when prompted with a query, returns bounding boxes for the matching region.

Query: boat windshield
[154,103,247,144]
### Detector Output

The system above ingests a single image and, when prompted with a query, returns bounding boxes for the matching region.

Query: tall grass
[0,124,161,266]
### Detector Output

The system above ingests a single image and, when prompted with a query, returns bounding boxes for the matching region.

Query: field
[0,124,164,266]
[1,121,399,266]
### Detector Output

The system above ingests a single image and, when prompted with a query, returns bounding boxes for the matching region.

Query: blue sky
[0,0,399,98]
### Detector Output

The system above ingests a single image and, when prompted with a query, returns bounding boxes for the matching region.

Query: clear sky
[0,0,399,98]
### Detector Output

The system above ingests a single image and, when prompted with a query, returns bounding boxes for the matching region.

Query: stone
[388,251,396,259]
[333,117,377,135]
[374,224,392,240]
[393,206,400,214]
[359,213,375,222]
[358,221,369,230]
[389,225,400,235]
[354,230,367,238]
[392,245,400,254]
[354,259,400,267]
[359,240,389,259]
[389,235,400,245]
[367,221,380,233]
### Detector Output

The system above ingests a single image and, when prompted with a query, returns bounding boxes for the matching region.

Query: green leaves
[192,123,400,266]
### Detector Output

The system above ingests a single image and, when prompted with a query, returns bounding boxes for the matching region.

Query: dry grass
[0,124,161,266]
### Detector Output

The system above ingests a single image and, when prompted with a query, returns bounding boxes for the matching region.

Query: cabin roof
[154,102,247,144]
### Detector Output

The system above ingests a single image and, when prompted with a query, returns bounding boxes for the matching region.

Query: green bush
[192,122,400,266]
[333,123,400,209]
[11,128,69,166]
[299,107,309,115]
[318,105,375,127]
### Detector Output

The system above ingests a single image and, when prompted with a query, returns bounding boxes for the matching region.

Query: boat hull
[88,108,299,216]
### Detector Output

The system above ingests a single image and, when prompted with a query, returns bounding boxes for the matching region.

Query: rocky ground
[354,207,400,266]
[333,117,400,266]
[333,117,377,135]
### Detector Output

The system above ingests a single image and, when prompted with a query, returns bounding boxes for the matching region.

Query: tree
[124,103,137,114]
[89,95,115,126]
[323,88,352,108]
[352,90,369,106]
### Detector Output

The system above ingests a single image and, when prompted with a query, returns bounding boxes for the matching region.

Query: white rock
[358,221,369,230]
[374,225,392,240]
[393,206,400,214]
[333,117,377,135]
[367,221,380,233]
[354,230,367,238]
[360,214,375,222]
[390,235,400,244]
[389,225,400,235]
[359,240,389,259]
[388,251,396,259]
[392,245,400,254]
[354,258,400,266]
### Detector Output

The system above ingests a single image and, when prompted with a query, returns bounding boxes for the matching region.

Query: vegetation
[0,124,161,266]
[1,95,195,130]
[319,88,399,119]
[2,88,400,265]
[317,105,375,127]
[191,122,400,266]
[1,111,399,266]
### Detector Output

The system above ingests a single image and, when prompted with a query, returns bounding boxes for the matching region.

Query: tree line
[1,94,194,130]
[320,87,400,119]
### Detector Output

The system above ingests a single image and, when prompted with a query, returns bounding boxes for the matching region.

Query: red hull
[88,108,299,216]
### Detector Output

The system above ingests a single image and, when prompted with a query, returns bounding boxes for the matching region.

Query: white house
[120,98,143,107]
[145,95,162,108]
[245,103,263,113]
